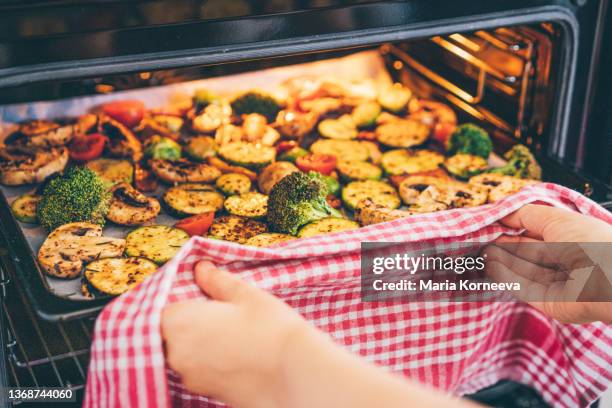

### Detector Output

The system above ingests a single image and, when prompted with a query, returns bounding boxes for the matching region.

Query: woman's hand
[484,204,612,323]
[161,261,311,408]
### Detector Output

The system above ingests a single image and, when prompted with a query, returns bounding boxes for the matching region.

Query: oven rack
[0,255,90,406]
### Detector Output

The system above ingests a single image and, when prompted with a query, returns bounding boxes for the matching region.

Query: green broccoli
[37,166,111,231]
[489,144,542,180]
[267,171,341,235]
[446,123,493,159]
[231,92,282,122]
[193,89,219,109]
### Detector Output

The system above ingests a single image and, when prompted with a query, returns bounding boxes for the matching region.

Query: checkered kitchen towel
[84,183,612,408]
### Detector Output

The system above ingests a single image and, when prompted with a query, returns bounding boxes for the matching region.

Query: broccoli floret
[37,166,111,231]
[489,144,542,180]
[231,92,282,122]
[446,123,493,158]
[267,171,341,235]
[193,89,219,108]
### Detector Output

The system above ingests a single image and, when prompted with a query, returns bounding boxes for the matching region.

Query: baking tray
[1,50,609,322]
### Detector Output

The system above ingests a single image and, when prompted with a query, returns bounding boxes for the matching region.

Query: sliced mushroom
[0,147,69,186]
[4,114,97,152]
[37,222,126,279]
[98,115,142,161]
[257,161,299,195]
[274,110,319,139]
[107,183,160,225]
[149,158,222,183]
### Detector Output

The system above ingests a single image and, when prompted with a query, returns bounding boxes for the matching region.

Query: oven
[0,0,611,406]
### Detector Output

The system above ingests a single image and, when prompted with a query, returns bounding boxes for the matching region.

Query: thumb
[194,260,251,302]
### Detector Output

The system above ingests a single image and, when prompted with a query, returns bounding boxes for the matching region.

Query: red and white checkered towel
[84,183,612,408]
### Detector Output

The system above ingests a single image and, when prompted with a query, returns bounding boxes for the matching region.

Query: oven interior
[0,21,608,405]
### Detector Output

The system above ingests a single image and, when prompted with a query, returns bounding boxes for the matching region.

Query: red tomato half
[69,133,108,162]
[102,100,145,128]
[276,140,298,154]
[432,122,456,146]
[175,212,215,237]
[296,154,337,175]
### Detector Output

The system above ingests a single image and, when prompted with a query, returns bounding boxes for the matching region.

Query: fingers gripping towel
[84,183,612,408]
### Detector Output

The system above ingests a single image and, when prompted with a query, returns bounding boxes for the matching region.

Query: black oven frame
[0,1,611,405]
[1,0,611,322]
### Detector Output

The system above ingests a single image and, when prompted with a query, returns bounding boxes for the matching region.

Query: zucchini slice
[378,85,412,113]
[163,183,225,217]
[218,142,276,170]
[86,158,134,187]
[376,119,430,148]
[245,233,294,247]
[209,215,267,244]
[337,160,382,181]
[84,257,158,296]
[309,139,370,162]
[297,217,359,238]
[318,116,357,140]
[224,192,268,219]
[185,136,216,161]
[380,149,444,176]
[125,225,190,264]
[352,101,381,127]
[215,173,252,196]
[11,194,40,223]
[342,180,401,210]
[443,154,488,179]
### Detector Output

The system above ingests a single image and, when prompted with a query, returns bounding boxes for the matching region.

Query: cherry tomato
[102,100,145,128]
[69,133,108,162]
[295,154,337,175]
[175,212,215,237]
[276,140,298,154]
[432,122,456,146]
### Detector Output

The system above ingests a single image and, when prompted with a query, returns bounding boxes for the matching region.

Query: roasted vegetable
[278,147,308,163]
[257,161,299,195]
[84,257,158,296]
[174,212,215,236]
[318,116,358,140]
[209,215,267,244]
[488,144,542,180]
[443,153,488,179]
[309,139,370,162]
[107,182,160,225]
[144,136,181,161]
[376,119,430,148]
[245,233,294,247]
[354,199,412,226]
[38,222,125,278]
[11,194,41,223]
[125,225,190,264]
[86,158,134,187]
[163,183,224,217]
[216,173,252,195]
[352,101,381,127]
[192,103,231,133]
[378,84,412,113]
[193,89,219,108]
[218,142,276,171]
[380,149,444,176]
[37,166,111,231]
[297,217,359,238]
[224,192,268,219]
[321,174,341,196]
[0,147,69,186]
[341,180,401,210]
[446,123,492,159]
[267,171,341,235]
[185,136,216,161]
[231,91,282,122]
[337,160,382,181]
[150,159,221,183]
